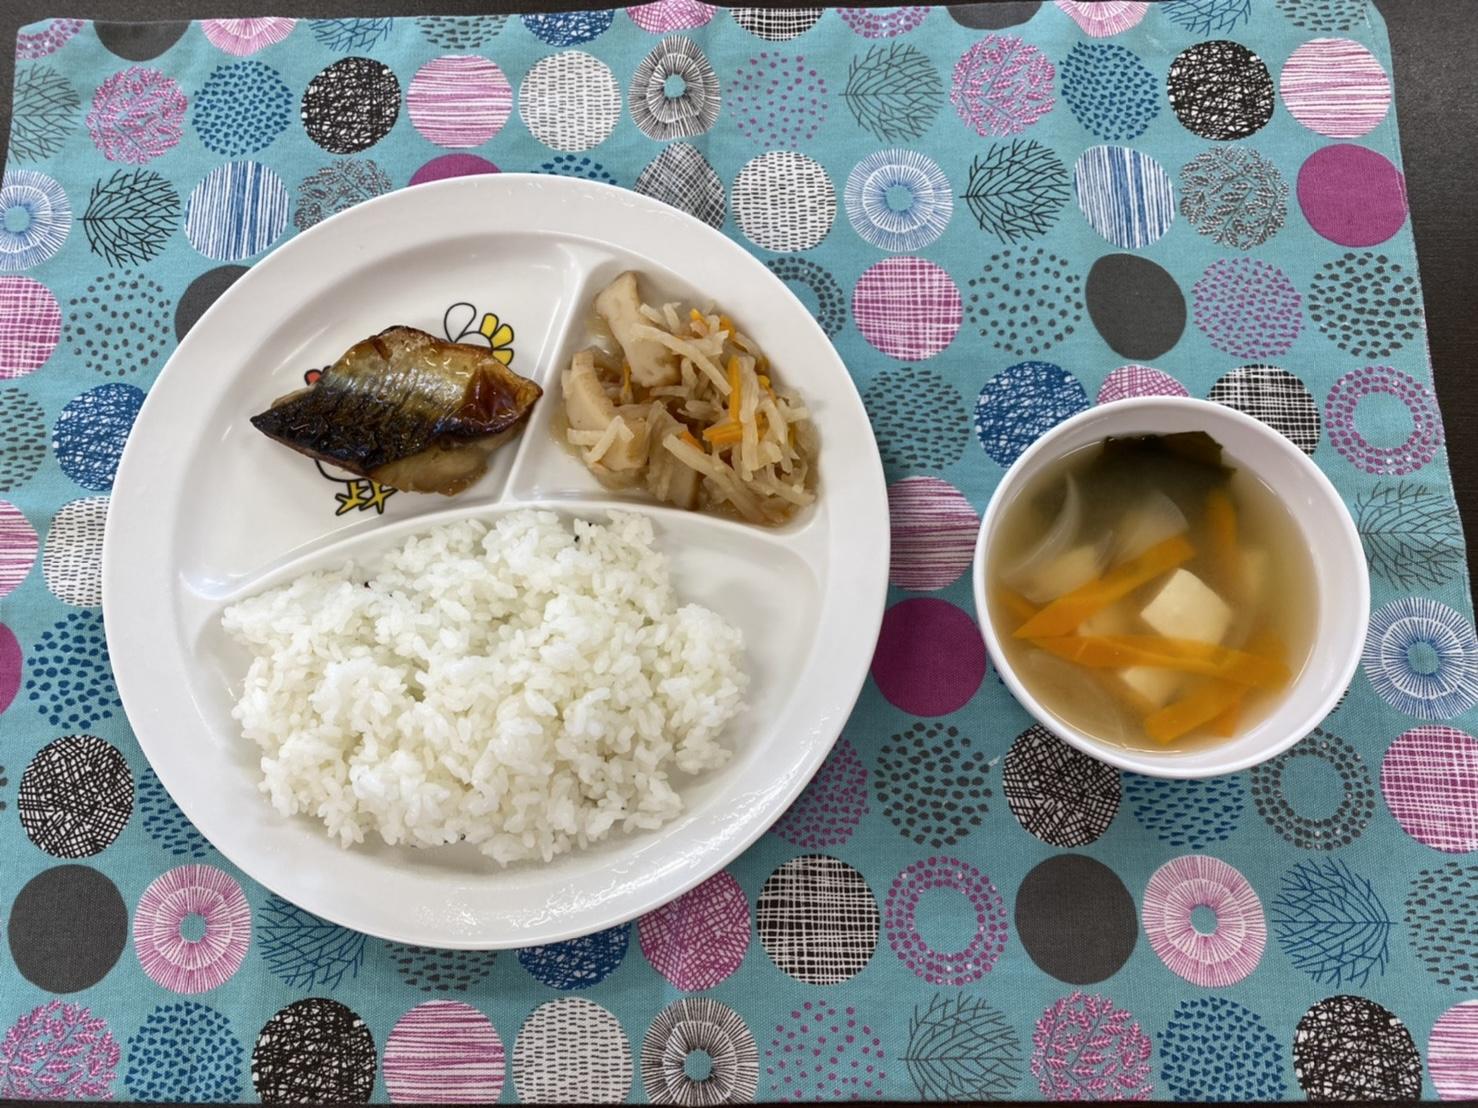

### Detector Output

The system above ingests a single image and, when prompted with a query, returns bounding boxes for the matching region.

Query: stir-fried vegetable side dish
[987,433,1317,751]
[561,272,818,525]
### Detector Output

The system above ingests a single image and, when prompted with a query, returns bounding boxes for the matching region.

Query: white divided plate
[103,174,889,948]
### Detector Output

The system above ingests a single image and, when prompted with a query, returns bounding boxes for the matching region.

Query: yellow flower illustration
[478,312,516,366]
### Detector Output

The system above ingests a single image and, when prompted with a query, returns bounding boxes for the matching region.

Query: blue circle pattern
[517,923,629,990]
[53,383,144,492]
[1362,596,1478,719]
[1161,997,1285,1101]
[192,62,292,158]
[309,18,395,51]
[185,161,290,262]
[1124,774,1243,849]
[125,1001,244,1102]
[522,10,614,46]
[538,154,618,186]
[137,768,213,858]
[974,361,1089,466]
[1060,44,1160,142]
[0,169,70,272]
[1073,145,1175,249]
[844,149,953,252]
[25,610,121,730]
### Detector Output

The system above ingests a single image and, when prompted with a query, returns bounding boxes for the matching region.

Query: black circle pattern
[1015,854,1137,984]
[756,854,879,984]
[301,57,401,155]
[8,864,128,992]
[966,246,1084,358]
[634,143,726,230]
[1003,726,1120,847]
[1405,863,1478,988]
[1167,41,1275,140]
[863,366,971,474]
[641,997,759,1105]
[19,734,133,858]
[630,36,720,142]
[293,159,392,232]
[1208,364,1321,455]
[66,272,171,378]
[385,942,498,992]
[416,14,507,48]
[1249,728,1375,850]
[252,999,376,1104]
[0,389,46,492]
[876,721,992,848]
[947,1,1041,29]
[1292,995,1422,1101]
[732,7,823,40]
[766,255,846,338]
[1307,251,1424,360]
[175,265,248,340]
[1179,146,1288,250]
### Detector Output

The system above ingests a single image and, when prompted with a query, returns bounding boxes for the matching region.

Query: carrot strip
[996,587,1040,627]
[1028,634,1290,688]
[1145,679,1244,744]
[1209,696,1243,737]
[1206,489,1239,587]
[727,356,742,421]
[1014,534,1194,639]
[703,422,743,447]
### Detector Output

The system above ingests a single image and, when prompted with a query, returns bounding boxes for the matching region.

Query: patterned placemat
[2,2,1477,1102]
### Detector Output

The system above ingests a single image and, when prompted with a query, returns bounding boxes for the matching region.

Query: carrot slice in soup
[1145,679,1244,744]
[1206,489,1239,587]
[1028,634,1289,688]
[1014,534,1194,639]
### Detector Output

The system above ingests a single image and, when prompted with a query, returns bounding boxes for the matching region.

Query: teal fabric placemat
[2,2,1477,1101]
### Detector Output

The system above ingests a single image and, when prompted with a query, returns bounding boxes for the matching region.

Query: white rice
[221,510,746,864]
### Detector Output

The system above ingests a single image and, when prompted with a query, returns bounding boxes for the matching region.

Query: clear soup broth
[986,433,1317,753]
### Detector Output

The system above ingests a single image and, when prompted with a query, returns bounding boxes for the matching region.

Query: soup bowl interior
[973,396,1368,778]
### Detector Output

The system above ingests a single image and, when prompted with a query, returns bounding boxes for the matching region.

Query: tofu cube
[1140,568,1233,645]
[1119,666,1181,708]
[1022,545,1101,603]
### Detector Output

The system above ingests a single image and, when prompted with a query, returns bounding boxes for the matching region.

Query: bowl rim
[971,395,1369,779]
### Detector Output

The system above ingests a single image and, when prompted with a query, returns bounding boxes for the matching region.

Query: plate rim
[102,172,890,947]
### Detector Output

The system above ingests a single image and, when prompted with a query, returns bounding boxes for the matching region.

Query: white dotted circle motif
[43,496,107,606]
[734,151,836,252]
[519,52,621,152]
[513,998,632,1104]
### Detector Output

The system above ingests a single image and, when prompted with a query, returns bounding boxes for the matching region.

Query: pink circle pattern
[408,56,513,148]
[1032,992,1153,1101]
[410,154,500,187]
[1324,366,1444,475]
[838,7,929,38]
[1381,726,1478,853]
[627,0,716,32]
[884,857,1007,986]
[951,35,1056,137]
[16,19,83,60]
[86,67,188,165]
[730,54,829,147]
[1192,257,1303,360]
[0,276,61,379]
[638,869,750,990]
[0,501,38,599]
[384,1001,505,1103]
[0,623,21,716]
[1280,38,1391,139]
[1054,1,1149,37]
[872,598,986,716]
[1098,364,1189,405]
[1429,1001,1478,1100]
[853,256,962,360]
[765,1000,886,1100]
[0,1001,118,1099]
[772,737,869,849]
[200,18,298,56]
[1298,144,1408,247]
[133,864,252,994]
[1143,855,1266,987]
[888,477,978,591]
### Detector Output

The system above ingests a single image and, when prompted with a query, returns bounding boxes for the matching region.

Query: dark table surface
[3,0,1475,591]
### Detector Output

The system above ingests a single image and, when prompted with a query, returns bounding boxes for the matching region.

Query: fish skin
[250,326,542,493]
